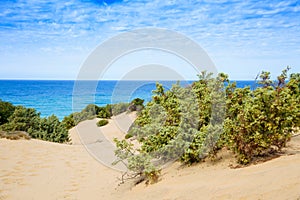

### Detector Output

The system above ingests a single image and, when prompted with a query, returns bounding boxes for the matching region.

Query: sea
[0,80,256,120]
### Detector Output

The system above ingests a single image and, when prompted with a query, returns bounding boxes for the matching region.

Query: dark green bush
[131,98,144,106]
[97,105,112,119]
[62,113,76,129]
[0,105,69,143]
[32,115,69,143]
[125,132,133,139]
[0,106,41,132]
[0,99,15,125]
[97,119,109,127]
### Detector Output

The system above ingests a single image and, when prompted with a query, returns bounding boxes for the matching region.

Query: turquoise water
[0,80,256,120]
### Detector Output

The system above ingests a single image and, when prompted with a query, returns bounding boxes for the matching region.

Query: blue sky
[0,0,299,80]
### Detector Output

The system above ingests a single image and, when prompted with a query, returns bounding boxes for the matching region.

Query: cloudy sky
[0,0,299,80]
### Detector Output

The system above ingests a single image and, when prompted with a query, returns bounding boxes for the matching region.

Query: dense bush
[0,105,69,143]
[180,72,227,163]
[97,119,109,127]
[114,68,300,183]
[114,75,226,183]
[62,113,76,130]
[127,73,226,164]
[0,106,41,132]
[0,99,15,125]
[97,104,112,119]
[32,115,69,143]
[224,68,300,164]
[286,73,300,127]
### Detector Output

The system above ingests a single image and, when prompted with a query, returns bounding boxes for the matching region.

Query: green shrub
[97,105,112,118]
[0,106,41,132]
[97,119,109,127]
[224,68,299,164]
[128,98,145,112]
[114,68,300,184]
[125,132,133,139]
[0,99,15,125]
[114,77,225,183]
[113,138,161,184]
[0,105,69,143]
[286,73,300,127]
[62,114,76,129]
[111,102,129,115]
[129,74,226,164]
[131,98,144,106]
[34,115,69,143]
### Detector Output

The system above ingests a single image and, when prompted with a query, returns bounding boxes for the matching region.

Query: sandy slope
[1,114,300,200]
[0,138,125,200]
[123,140,300,200]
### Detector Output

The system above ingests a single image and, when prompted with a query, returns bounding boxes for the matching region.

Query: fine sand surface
[1,113,300,200]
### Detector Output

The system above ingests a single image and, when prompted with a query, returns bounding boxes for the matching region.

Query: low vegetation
[97,119,109,127]
[0,100,15,125]
[0,101,135,142]
[0,130,30,140]
[114,67,300,183]
[62,98,145,129]
[0,105,69,143]
[113,138,161,184]
[0,97,146,142]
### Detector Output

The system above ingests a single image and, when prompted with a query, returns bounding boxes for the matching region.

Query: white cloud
[0,0,299,79]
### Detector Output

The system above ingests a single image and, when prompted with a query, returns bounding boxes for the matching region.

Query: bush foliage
[224,67,300,163]
[0,105,69,143]
[97,119,109,127]
[114,67,300,183]
[0,99,15,125]
[113,138,161,184]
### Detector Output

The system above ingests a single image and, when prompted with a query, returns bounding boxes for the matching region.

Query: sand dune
[1,114,300,200]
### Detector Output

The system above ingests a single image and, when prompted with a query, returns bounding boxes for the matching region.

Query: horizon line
[0,78,260,81]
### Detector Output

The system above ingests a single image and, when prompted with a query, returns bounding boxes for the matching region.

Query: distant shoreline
[0,80,260,120]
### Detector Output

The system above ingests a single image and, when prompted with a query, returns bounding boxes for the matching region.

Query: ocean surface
[0,80,256,120]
